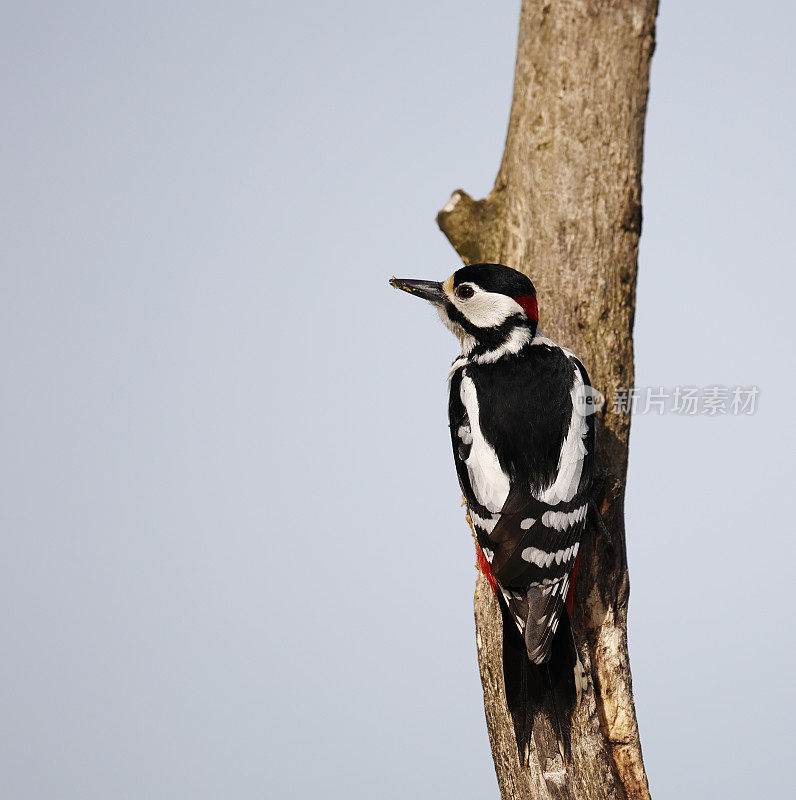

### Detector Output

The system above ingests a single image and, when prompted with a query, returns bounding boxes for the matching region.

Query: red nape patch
[476,545,499,595]
[514,294,538,322]
[566,553,580,615]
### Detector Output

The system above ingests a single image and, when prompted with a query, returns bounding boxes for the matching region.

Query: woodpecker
[391,263,594,694]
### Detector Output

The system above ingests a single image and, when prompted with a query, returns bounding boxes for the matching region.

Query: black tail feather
[499,593,578,764]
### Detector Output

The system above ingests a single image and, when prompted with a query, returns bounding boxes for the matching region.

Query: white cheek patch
[451,288,524,328]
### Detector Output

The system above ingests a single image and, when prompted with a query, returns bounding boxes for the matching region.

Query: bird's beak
[389,277,446,305]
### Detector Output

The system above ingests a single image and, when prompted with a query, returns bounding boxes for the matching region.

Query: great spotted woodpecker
[391,263,594,694]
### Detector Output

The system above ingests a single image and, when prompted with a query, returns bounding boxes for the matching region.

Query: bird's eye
[456,285,474,300]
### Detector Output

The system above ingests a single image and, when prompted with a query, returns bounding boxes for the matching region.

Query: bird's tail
[500,598,583,764]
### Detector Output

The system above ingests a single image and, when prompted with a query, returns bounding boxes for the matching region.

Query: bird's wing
[450,353,595,664]
[490,484,588,663]
[496,356,595,663]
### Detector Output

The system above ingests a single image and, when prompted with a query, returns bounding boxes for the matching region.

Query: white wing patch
[533,362,589,505]
[459,375,510,513]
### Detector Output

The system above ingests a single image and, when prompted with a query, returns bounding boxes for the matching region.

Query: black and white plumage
[391,264,595,673]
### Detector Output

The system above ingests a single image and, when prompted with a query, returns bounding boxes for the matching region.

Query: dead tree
[436,2,659,798]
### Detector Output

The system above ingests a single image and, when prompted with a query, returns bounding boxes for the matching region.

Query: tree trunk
[436,2,659,798]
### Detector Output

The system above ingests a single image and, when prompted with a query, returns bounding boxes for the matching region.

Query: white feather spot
[521,546,548,567]
[541,504,588,532]
[521,545,575,568]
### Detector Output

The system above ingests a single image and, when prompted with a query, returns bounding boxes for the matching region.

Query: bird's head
[390,263,538,358]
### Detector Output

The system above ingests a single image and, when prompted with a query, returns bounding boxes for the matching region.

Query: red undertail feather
[476,544,499,594]
[566,553,580,616]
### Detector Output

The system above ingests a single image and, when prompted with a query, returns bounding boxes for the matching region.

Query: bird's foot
[588,499,615,547]
[588,471,622,549]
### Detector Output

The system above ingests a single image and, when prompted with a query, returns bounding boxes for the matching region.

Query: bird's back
[449,334,594,664]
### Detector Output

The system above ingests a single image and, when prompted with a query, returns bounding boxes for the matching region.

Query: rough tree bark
[436,2,658,799]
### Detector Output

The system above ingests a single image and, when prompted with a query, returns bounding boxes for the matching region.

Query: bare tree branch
[437,2,659,798]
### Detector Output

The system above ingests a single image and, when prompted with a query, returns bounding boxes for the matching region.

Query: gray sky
[1,2,794,798]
